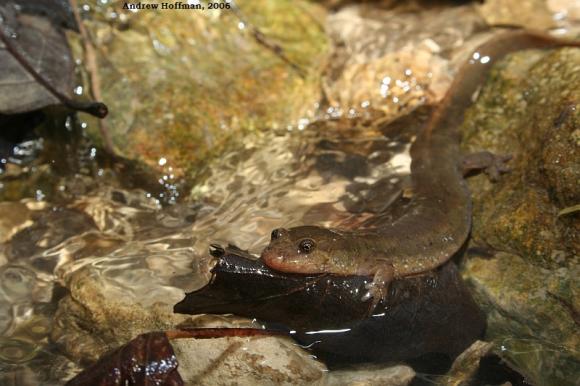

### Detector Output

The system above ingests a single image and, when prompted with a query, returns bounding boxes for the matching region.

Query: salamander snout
[270,228,287,241]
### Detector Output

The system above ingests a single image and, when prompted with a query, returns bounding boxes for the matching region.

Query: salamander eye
[271,228,284,241]
[298,239,315,254]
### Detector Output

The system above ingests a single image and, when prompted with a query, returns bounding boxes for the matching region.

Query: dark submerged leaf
[65,332,184,386]
[174,245,487,365]
[0,0,78,31]
[0,2,107,118]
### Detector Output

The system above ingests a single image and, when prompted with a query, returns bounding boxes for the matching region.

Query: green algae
[460,46,580,385]
[73,0,328,176]
[462,48,580,267]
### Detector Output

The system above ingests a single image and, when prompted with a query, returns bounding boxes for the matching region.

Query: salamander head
[260,225,346,274]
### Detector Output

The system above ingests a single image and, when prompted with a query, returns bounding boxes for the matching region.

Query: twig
[166,327,288,340]
[68,0,115,154]
[228,2,306,79]
[0,10,108,119]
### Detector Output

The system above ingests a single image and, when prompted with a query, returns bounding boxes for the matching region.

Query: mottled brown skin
[261,31,580,302]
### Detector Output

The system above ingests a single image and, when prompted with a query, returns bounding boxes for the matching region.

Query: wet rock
[0,345,82,386]
[460,46,580,385]
[0,312,53,366]
[0,265,37,304]
[51,266,189,363]
[73,0,328,175]
[323,3,486,118]
[323,364,414,386]
[173,336,326,385]
[0,302,12,335]
[0,337,41,364]
[0,164,53,203]
[0,108,97,203]
[462,47,580,266]
[463,253,578,386]
[477,0,555,30]
[547,0,580,31]
[0,202,34,244]
[8,207,97,260]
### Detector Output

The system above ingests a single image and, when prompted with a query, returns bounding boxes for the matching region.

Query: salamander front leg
[462,151,512,182]
[361,265,394,310]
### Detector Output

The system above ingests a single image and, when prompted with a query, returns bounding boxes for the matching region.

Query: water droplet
[35,189,45,201]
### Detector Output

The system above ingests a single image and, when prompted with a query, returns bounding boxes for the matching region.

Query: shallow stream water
[1,0,579,384]
[0,108,416,384]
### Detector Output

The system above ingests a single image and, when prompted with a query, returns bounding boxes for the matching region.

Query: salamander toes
[362,281,388,311]
[362,271,393,311]
[462,151,512,182]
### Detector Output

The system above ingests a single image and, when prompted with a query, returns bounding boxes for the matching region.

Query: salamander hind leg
[462,151,512,182]
[361,264,394,310]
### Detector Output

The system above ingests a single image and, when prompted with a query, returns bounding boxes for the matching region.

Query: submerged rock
[73,0,328,176]
[0,202,34,244]
[323,3,486,118]
[462,47,579,266]
[464,253,579,385]
[460,47,580,385]
[322,365,414,386]
[173,336,327,386]
[477,0,555,30]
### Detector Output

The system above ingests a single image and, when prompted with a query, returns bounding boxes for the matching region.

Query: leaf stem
[0,10,108,119]
[68,0,115,154]
[166,327,288,340]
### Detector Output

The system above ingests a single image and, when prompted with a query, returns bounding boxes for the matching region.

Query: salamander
[260,30,580,304]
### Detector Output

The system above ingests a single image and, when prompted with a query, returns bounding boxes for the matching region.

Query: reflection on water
[3,1,575,383]
[0,111,412,384]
